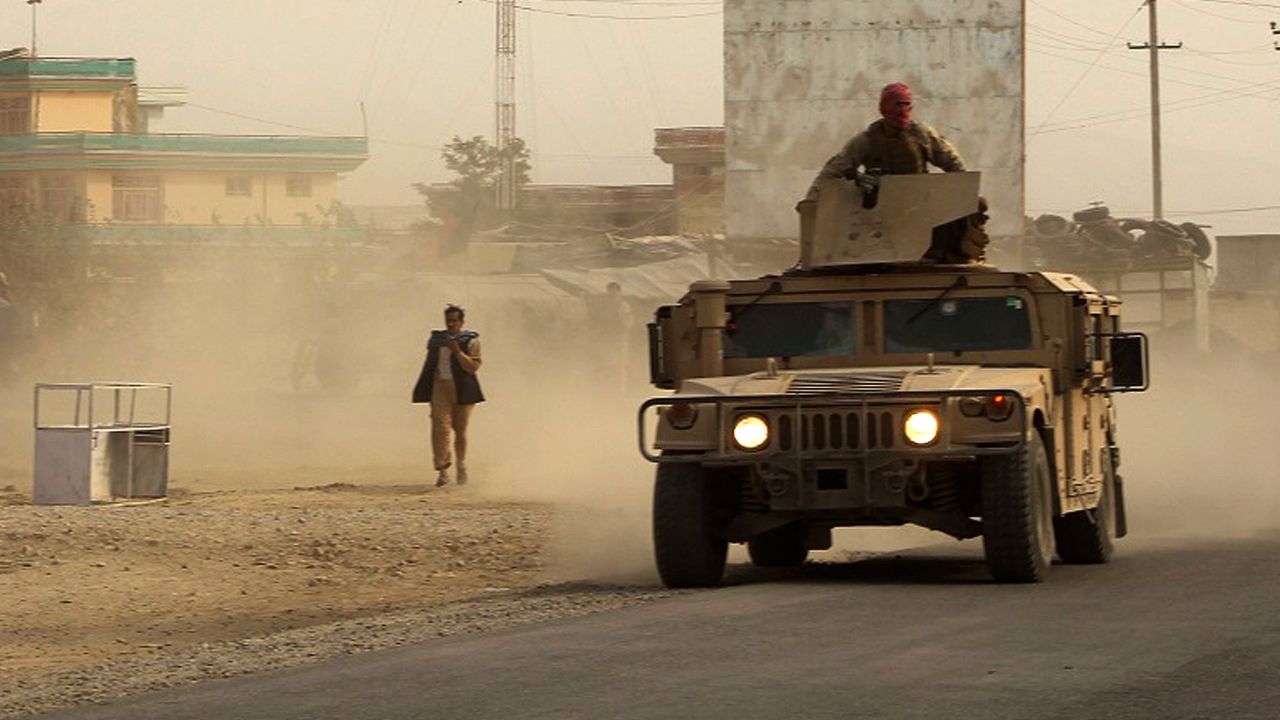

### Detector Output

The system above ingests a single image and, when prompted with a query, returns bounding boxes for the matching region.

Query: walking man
[412,304,484,487]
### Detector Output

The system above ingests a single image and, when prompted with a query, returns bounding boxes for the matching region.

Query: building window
[285,174,312,198]
[38,175,79,222]
[0,97,31,136]
[0,176,32,220]
[112,175,164,222]
[225,176,252,197]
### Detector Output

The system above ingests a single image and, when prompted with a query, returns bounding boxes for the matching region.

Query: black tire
[1117,218,1151,234]
[653,463,728,588]
[1179,222,1213,260]
[1072,205,1111,224]
[981,432,1055,583]
[1054,452,1116,564]
[1031,213,1071,239]
[747,523,809,567]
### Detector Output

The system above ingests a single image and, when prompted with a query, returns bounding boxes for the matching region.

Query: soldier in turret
[803,82,966,201]
[801,82,988,264]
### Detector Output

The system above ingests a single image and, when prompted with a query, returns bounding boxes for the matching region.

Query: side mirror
[1108,333,1149,392]
[648,319,672,390]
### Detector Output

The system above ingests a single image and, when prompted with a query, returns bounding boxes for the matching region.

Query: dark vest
[411,332,485,405]
[860,120,929,175]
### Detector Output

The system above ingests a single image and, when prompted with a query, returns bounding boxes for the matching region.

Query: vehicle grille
[786,371,909,396]
[776,410,897,452]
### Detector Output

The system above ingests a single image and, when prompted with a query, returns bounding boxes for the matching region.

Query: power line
[535,0,720,5]
[1030,3,1145,139]
[1170,0,1269,22]
[1029,1,1125,39]
[1027,46,1280,133]
[1027,25,1113,52]
[1030,204,1280,217]
[473,0,721,20]
[1185,0,1280,8]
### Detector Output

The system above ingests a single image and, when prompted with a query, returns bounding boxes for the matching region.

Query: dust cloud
[1117,338,1280,540]
[0,254,662,582]
[2,257,1277,587]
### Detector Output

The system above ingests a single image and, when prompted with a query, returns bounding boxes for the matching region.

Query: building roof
[0,55,135,90]
[0,132,368,172]
[653,126,725,165]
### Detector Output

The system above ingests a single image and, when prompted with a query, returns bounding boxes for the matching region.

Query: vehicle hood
[679,365,1048,398]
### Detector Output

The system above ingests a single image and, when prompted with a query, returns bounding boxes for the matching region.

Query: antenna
[28,0,42,57]
[495,0,517,211]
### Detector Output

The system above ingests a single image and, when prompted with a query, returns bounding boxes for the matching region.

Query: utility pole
[1128,0,1181,220]
[28,0,42,57]
[495,0,517,211]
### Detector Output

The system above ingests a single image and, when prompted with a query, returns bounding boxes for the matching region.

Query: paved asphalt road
[37,534,1280,720]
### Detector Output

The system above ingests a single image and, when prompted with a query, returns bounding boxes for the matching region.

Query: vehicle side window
[724,302,856,359]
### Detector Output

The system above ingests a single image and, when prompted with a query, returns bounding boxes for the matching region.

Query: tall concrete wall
[725,0,1025,241]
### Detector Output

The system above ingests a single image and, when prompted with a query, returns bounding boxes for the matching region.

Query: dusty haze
[0,258,664,581]
[3,262,1277,586]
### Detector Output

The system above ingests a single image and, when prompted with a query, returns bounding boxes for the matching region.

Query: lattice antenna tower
[495,0,517,210]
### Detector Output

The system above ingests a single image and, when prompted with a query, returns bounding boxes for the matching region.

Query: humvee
[638,172,1150,586]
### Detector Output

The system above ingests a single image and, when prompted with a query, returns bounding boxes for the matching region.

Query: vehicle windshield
[884,296,1032,353]
[724,301,855,359]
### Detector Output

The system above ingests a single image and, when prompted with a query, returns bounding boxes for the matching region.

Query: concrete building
[1211,234,1280,353]
[0,52,367,236]
[723,1,1025,243]
[421,181,676,237]
[653,126,725,237]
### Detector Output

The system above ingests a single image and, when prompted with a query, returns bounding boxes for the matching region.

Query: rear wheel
[981,432,1055,583]
[1054,451,1116,564]
[653,463,728,588]
[747,523,809,568]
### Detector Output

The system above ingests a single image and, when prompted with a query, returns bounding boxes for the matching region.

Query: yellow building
[0,52,366,235]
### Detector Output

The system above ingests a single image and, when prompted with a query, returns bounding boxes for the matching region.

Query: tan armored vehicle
[639,173,1150,586]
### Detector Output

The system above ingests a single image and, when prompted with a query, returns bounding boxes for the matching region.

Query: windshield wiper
[728,281,783,328]
[907,276,968,325]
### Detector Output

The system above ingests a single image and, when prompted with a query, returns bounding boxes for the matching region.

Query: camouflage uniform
[803,119,967,202]
[803,119,987,264]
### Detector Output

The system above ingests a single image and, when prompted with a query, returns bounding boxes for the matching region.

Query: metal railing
[34,382,171,430]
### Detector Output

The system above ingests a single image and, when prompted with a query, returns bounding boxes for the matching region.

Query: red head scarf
[879,82,913,130]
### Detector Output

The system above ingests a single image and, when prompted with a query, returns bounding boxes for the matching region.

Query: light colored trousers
[431,379,475,471]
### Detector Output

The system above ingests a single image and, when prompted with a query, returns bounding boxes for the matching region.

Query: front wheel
[653,463,728,588]
[981,432,1055,583]
[1054,450,1116,564]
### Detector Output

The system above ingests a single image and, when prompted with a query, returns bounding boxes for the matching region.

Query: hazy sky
[2,0,1277,234]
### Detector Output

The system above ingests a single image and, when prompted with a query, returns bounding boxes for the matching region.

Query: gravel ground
[0,582,676,719]
[0,484,673,719]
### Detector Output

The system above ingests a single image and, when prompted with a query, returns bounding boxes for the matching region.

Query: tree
[414,135,531,222]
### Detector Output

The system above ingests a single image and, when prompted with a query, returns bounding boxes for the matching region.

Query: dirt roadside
[0,481,671,718]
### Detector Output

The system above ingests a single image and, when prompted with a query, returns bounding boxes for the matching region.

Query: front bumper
[637,389,1029,466]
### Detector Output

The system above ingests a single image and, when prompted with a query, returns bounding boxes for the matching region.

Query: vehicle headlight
[903,409,940,446]
[732,414,770,451]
